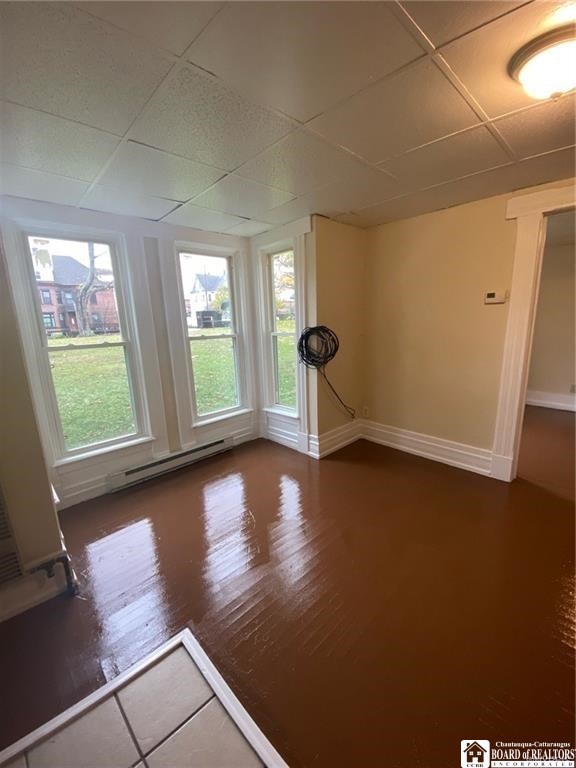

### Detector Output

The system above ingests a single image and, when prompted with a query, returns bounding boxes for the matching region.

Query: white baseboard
[311,419,495,478]
[491,454,513,482]
[526,390,576,412]
[361,421,493,477]
[309,421,361,459]
[0,564,68,623]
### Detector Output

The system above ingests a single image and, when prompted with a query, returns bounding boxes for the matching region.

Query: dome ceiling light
[508,23,576,100]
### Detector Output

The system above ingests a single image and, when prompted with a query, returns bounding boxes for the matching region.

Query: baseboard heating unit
[108,438,233,491]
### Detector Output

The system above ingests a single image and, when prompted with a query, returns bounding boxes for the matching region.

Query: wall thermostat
[484,290,509,305]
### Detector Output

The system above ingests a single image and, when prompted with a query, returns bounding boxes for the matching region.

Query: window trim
[3,223,152,462]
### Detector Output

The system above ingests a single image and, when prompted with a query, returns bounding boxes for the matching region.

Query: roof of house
[464,742,486,753]
[51,255,112,287]
[194,273,224,292]
[52,255,89,286]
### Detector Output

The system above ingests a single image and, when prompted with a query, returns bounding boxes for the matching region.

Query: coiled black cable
[297,326,356,419]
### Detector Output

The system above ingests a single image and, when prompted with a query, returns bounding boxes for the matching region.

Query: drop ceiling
[0,1,574,234]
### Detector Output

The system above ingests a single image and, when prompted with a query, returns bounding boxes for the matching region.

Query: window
[56,289,63,304]
[42,312,56,329]
[269,250,297,409]
[40,288,51,304]
[178,251,239,418]
[27,236,140,453]
[90,293,98,305]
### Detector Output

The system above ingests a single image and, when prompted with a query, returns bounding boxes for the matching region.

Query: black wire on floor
[297,325,356,419]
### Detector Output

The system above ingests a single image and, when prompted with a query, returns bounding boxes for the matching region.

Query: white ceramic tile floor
[146,698,263,768]
[117,647,213,754]
[0,631,285,768]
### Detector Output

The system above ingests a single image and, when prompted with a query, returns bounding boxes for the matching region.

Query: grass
[47,319,297,449]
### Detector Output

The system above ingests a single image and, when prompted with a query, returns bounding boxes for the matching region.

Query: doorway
[517,210,575,499]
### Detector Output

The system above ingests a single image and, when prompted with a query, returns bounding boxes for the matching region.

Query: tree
[210,283,230,311]
[76,242,108,336]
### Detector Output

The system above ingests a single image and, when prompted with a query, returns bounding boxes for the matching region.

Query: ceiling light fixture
[508,23,576,100]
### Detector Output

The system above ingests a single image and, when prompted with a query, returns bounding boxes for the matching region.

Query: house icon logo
[461,740,490,768]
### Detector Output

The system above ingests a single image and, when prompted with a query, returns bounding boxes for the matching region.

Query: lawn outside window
[25,234,145,456]
[177,251,241,419]
[269,249,297,410]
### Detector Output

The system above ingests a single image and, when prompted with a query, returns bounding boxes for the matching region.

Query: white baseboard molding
[526,390,576,412]
[491,454,514,482]
[361,421,493,477]
[309,421,361,459]
[311,419,496,479]
[0,564,68,623]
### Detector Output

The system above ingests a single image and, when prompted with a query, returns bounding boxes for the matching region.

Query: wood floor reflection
[1,410,574,767]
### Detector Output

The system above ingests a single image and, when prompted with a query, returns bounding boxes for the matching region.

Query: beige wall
[311,179,574,448]
[314,216,368,434]
[0,240,63,566]
[528,241,575,395]
[365,196,517,448]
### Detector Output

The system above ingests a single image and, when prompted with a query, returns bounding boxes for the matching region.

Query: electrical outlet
[362,406,369,418]
[571,384,576,393]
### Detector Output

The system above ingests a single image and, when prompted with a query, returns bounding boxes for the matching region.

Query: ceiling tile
[0,3,173,135]
[0,164,89,206]
[493,95,576,159]
[350,146,575,224]
[80,185,178,220]
[309,58,480,163]
[77,2,223,55]
[400,1,526,47]
[224,220,273,237]
[380,126,511,190]
[0,102,119,182]
[191,175,294,219]
[98,142,226,202]
[259,197,323,227]
[161,204,245,232]
[441,1,568,117]
[333,212,378,228]
[130,66,294,171]
[236,130,350,195]
[307,165,404,212]
[186,2,424,122]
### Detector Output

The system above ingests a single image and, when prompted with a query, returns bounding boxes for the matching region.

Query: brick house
[35,255,119,336]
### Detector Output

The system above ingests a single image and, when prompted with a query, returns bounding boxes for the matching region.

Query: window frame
[177,250,242,422]
[161,240,253,450]
[267,249,297,411]
[16,226,151,462]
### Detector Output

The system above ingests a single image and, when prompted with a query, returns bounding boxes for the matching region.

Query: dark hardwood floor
[1,407,574,767]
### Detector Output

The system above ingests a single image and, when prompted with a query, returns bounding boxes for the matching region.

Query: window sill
[263,406,299,420]
[53,435,155,467]
[193,408,254,428]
